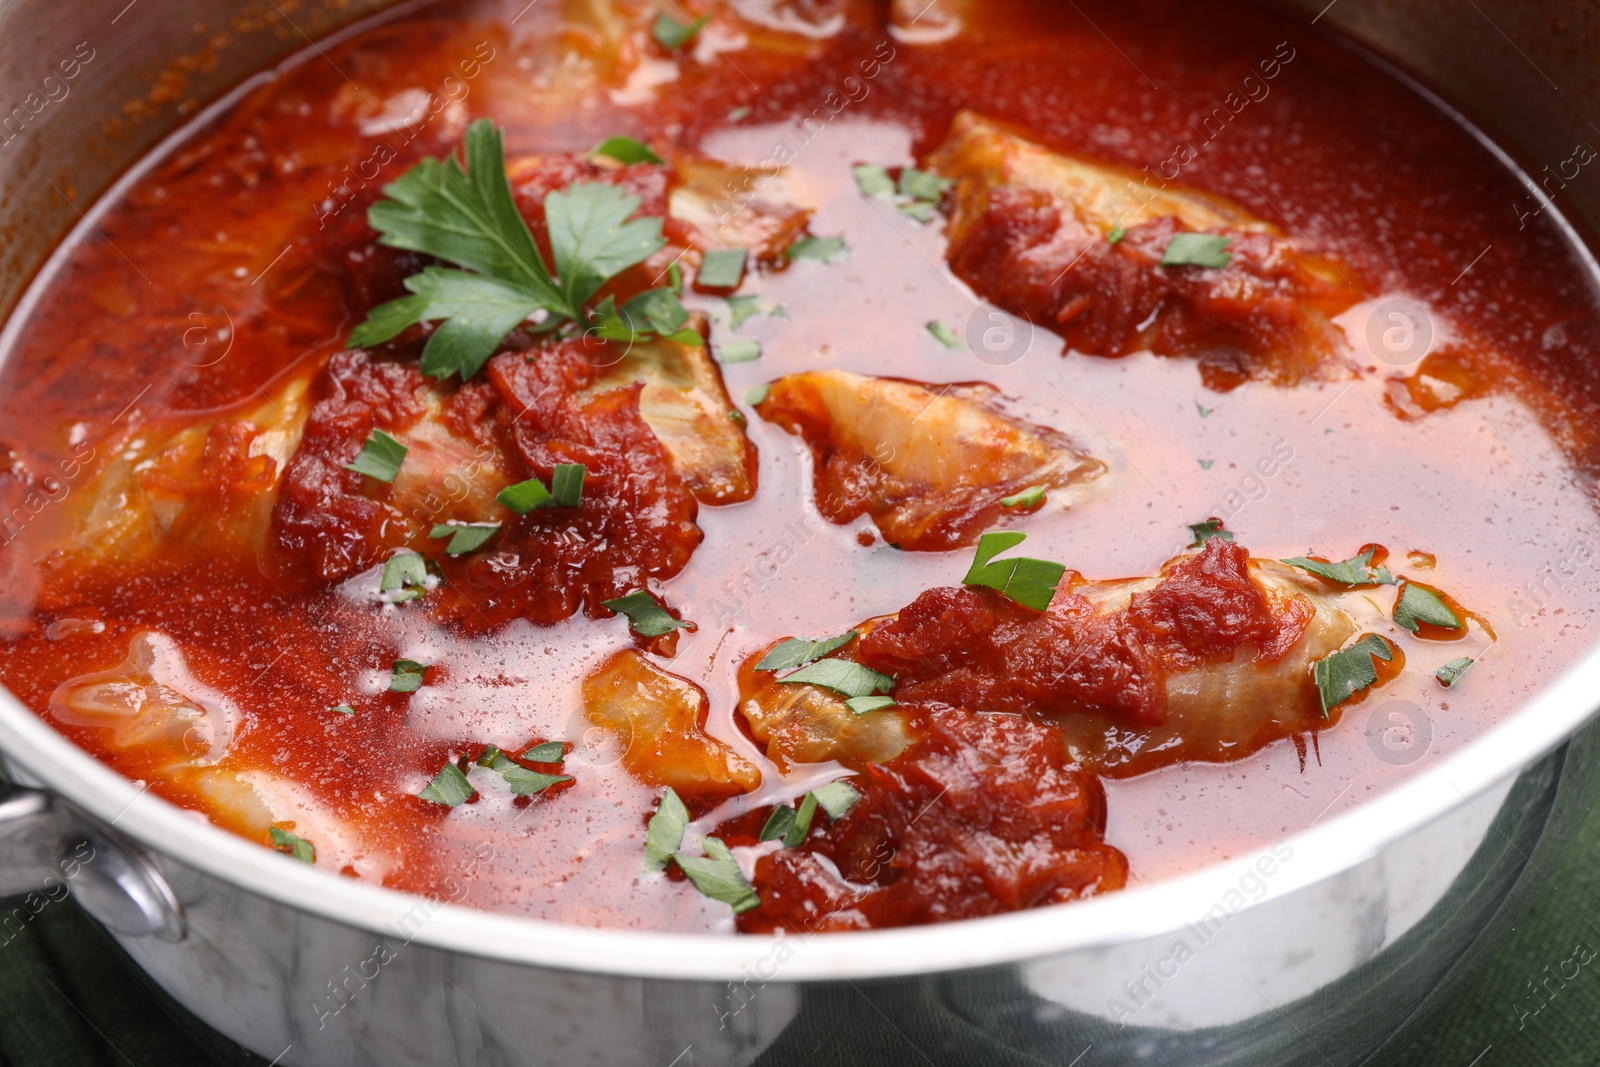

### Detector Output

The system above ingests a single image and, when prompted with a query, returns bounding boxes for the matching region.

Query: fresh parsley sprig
[348,119,685,380]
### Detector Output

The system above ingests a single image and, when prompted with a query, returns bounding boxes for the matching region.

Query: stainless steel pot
[4,1,1600,1064]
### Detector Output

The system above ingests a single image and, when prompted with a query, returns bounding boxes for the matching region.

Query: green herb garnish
[269,827,316,864]
[1436,657,1475,687]
[927,320,962,349]
[602,590,693,637]
[745,383,770,406]
[477,746,572,796]
[1000,485,1046,509]
[329,704,355,716]
[389,659,428,693]
[417,761,475,806]
[778,659,894,700]
[674,836,760,913]
[430,522,501,556]
[643,787,690,872]
[1393,582,1464,633]
[1161,233,1233,268]
[379,551,428,603]
[715,339,762,364]
[521,741,566,763]
[1281,547,1395,587]
[853,164,895,197]
[1187,518,1233,547]
[652,11,711,49]
[345,429,408,483]
[786,235,848,263]
[755,631,858,671]
[589,135,663,165]
[760,781,860,847]
[497,463,585,513]
[348,120,668,380]
[962,531,1065,612]
[844,694,896,715]
[1108,223,1127,244]
[1312,634,1393,718]
[698,248,747,288]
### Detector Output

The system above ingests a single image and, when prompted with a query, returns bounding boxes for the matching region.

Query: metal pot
[3,1,1600,1064]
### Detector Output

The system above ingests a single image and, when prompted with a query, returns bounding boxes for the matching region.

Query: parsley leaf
[269,827,315,865]
[1162,233,1233,268]
[853,164,895,197]
[898,167,952,202]
[380,550,428,603]
[590,135,663,165]
[760,781,860,848]
[430,522,500,556]
[1394,582,1464,632]
[778,659,894,699]
[329,704,355,716]
[521,741,566,763]
[715,339,762,364]
[1436,657,1475,687]
[418,761,475,806]
[755,631,858,671]
[345,429,408,483]
[351,120,671,380]
[1312,634,1393,718]
[1108,223,1127,244]
[643,787,689,872]
[674,836,760,913]
[1000,485,1046,509]
[786,235,848,263]
[698,248,747,288]
[477,746,572,796]
[389,659,428,693]
[927,320,962,349]
[745,383,770,406]
[962,531,1065,612]
[1281,547,1396,587]
[726,294,767,330]
[1187,518,1233,547]
[845,694,896,715]
[497,463,584,513]
[652,11,711,49]
[603,590,693,637]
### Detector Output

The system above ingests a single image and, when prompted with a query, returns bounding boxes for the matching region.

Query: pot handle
[0,781,185,941]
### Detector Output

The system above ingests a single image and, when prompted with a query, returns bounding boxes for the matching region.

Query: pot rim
[3,8,1599,984]
[2,631,1596,981]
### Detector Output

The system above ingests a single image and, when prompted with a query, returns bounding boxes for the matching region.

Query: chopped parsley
[745,383,770,406]
[269,827,315,865]
[1198,459,1215,470]
[497,463,585,513]
[652,11,710,49]
[898,167,951,203]
[430,522,500,556]
[726,294,767,330]
[926,320,963,349]
[590,287,702,347]
[698,248,747,288]
[853,163,895,198]
[667,260,683,294]
[348,120,668,381]
[589,135,663,165]
[329,704,355,716]
[602,590,693,637]
[962,531,1065,612]
[379,551,428,603]
[417,761,475,806]
[1161,233,1233,268]
[1196,402,1213,418]
[1000,485,1046,509]
[674,836,760,913]
[643,787,690,872]
[477,746,571,796]
[786,235,848,263]
[1187,518,1233,547]
[778,658,894,700]
[345,429,407,483]
[760,781,860,847]
[755,630,858,671]
[389,659,428,693]
[1393,582,1464,632]
[521,741,566,763]
[1436,657,1475,687]
[1281,547,1395,587]
[1108,223,1127,244]
[728,105,751,123]
[715,339,762,364]
[845,694,897,715]
[1312,634,1393,718]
